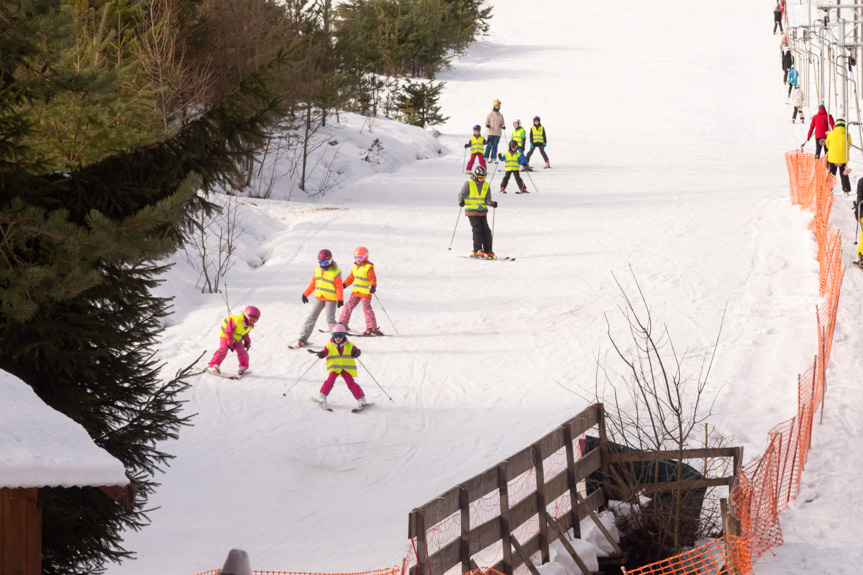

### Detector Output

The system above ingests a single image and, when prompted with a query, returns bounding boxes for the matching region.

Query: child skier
[339,246,383,336]
[314,324,370,410]
[787,63,799,98]
[458,165,498,258]
[792,86,805,124]
[207,305,261,375]
[511,119,531,171]
[296,249,343,348]
[498,140,529,194]
[525,116,550,169]
[464,125,487,173]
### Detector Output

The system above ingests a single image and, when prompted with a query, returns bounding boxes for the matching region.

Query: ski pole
[447,207,462,250]
[374,293,400,335]
[492,205,496,236]
[856,201,861,245]
[357,358,393,402]
[221,282,231,314]
[283,357,319,397]
[488,158,501,187]
[524,167,540,194]
[462,146,468,172]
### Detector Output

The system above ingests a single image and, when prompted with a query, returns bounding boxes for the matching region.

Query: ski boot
[544,161,551,169]
[237,366,247,376]
[364,328,384,336]
[206,365,220,374]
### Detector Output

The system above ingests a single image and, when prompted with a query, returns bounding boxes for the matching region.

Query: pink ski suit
[209,313,254,369]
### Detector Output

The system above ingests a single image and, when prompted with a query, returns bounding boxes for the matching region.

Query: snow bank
[0,370,128,489]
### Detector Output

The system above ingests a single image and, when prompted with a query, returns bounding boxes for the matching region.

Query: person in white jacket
[792,87,805,124]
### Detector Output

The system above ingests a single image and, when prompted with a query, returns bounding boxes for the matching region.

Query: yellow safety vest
[219,313,253,342]
[351,262,373,295]
[531,125,545,144]
[314,266,342,301]
[470,135,484,154]
[504,150,522,171]
[512,127,526,146]
[325,340,357,376]
[464,178,489,211]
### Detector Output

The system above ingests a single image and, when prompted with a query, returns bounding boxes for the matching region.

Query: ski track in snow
[111,1,863,574]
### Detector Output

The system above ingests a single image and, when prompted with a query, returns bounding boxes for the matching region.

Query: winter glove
[244,340,251,351]
[317,350,327,359]
[228,342,235,353]
[485,124,491,129]
[530,143,535,149]
[302,294,309,304]
[543,142,548,148]
[464,143,470,149]
[498,154,504,161]
[351,348,361,358]
[459,199,465,207]
[337,300,344,308]
[369,285,376,294]
[490,201,498,208]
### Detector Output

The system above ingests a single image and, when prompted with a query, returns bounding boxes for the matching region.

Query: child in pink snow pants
[208,306,260,375]
[314,324,369,409]
[339,246,383,336]
[464,125,487,173]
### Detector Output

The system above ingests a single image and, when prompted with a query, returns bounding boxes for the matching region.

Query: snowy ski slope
[112,1,863,574]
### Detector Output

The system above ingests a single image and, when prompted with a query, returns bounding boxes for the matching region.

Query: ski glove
[459,199,465,207]
[543,142,548,148]
[302,295,309,304]
[337,300,344,308]
[498,154,505,161]
[464,143,470,148]
[489,201,498,208]
[485,124,491,128]
[351,348,361,358]
[244,340,251,351]
[369,285,376,294]
[317,350,327,359]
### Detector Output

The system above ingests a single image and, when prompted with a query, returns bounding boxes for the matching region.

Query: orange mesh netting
[624,150,844,575]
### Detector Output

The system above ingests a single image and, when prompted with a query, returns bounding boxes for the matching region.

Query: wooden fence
[407,405,743,575]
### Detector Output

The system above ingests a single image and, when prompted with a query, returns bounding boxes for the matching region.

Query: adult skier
[207,306,261,375]
[339,246,383,336]
[774,1,784,34]
[786,63,799,98]
[792,86,805,124]
[825,118,852,194]
[313,324,370,410]
[498,140,529,194]
[781,47,792,84]
[296,249,343,348]
[806,105,835,158]
[464,124,487,172]
[525,116,550,169]
[484,100,505,163]
[458,165,498,258]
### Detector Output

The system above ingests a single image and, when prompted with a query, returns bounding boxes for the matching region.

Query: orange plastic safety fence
[624,150,844,575]
[194,568,400,575]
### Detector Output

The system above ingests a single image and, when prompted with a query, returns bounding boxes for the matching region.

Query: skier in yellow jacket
[826,119,852,194]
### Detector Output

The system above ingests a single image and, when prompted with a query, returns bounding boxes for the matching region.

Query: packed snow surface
[0,370,128,489]
[110,1,863,574]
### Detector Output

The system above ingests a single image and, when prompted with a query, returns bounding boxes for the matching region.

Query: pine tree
[0,1,286,572]
[396,78,449,128]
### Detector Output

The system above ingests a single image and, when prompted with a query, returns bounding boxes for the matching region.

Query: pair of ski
[310,396,374,413]
[499,190,530,194]
[317,328,388,337]
[459,255,515,262]
[193,367,249,380]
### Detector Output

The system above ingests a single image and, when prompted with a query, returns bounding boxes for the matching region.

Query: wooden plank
[575,490,622,555]
[533,444,551,564]
[505,446,535,481]
[424,538,461,575]
[498,463,513,575]
[562,424,581,538]
[459,486,471,574]
[638,477,737,491]
[578,489,606,522]
[537,428,566,460]
[462,467,500,506]
[510,535,542,575]
[608,447,739,462]
[563,406,600,438]
[596,403,611,503]
[573,447,602,482]
[415,488,461,529]
[546,513,591,575]
[415,510,427,575]
[1,488,9,574]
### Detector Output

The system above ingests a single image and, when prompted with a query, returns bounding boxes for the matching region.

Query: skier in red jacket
[807,105,835,159]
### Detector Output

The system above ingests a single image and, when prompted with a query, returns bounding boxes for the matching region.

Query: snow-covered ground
[110,1,862,574]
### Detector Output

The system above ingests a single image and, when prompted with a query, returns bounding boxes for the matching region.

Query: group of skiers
[206,246,383,409]
[459,100,552,257]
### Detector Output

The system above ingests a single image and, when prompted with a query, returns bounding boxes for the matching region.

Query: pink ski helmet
[354,246,369,262]
[331,323,347,337]
[243,305,261,324]
[318,249,333,266]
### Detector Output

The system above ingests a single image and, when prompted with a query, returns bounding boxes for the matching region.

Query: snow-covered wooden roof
[1,370,129,489]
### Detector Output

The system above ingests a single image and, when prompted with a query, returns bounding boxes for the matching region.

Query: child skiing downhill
[296,249,343,348]
[339,246,383,336]
[511,120,531,171]
[525,116,550,169]
[207,306,261,375]
[458,165,498,258]
[313,324,370,410]
[498,140,528,194]
[464,125,487,173]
